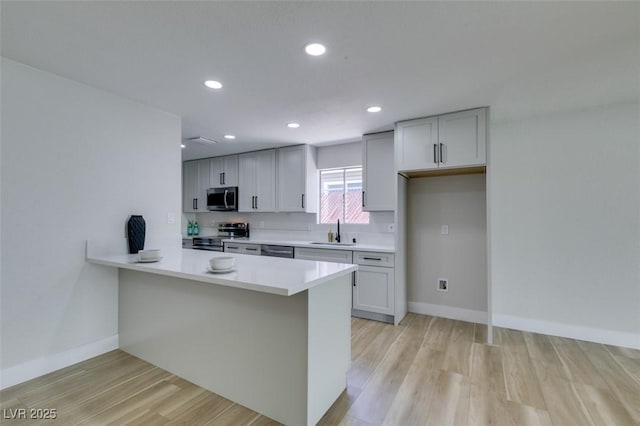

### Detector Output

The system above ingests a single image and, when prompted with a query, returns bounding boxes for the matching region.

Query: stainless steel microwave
[206,187,238,211]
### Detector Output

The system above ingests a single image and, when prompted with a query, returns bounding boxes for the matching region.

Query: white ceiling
[2,2,638,161]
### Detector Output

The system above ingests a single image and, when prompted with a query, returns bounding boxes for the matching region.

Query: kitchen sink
[309,242,356,246]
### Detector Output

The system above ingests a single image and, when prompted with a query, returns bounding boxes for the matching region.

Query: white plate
[137,257,163,263]
[207,267,235,274]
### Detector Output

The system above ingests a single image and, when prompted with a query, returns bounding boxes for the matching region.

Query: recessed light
[181,144,186,148]
[305,43,326,56]
[204,80,223,89]
[367,106,382,113]
[224,135,236,140]
[287,122,300,128]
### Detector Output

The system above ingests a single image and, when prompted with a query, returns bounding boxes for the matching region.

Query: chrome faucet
[336,219,341,243]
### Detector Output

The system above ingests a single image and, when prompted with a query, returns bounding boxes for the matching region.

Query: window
[319,167,369,224]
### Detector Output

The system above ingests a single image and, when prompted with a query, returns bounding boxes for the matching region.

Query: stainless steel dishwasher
[260,245,294,258]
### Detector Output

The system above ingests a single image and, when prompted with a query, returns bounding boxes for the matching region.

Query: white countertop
[87,248,357,296]
[221,238,395,253]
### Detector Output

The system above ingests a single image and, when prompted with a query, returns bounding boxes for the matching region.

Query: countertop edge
[87,255,358,296]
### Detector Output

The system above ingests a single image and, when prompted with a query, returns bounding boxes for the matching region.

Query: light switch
[441,225,449,235]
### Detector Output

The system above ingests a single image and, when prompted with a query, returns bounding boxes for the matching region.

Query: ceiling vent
[186,136,217,145]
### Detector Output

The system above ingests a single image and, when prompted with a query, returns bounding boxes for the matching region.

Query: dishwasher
[260,245,294,258]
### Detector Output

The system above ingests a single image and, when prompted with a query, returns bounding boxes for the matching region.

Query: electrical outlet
[388,223,395,232]
[441,225,449,235]
[167,212,176,224]
[437,278,448,292]
[259,221,265,228]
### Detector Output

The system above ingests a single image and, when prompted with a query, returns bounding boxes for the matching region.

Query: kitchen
[1,2,639,425]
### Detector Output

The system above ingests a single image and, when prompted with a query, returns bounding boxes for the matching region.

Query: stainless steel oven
[190,222,249,252]
[192,236,224,252]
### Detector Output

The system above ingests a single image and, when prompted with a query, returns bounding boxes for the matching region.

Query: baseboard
[351,309,394,324]
[493,314,640,350]
[0,335,119,390]
[408,301,487,324]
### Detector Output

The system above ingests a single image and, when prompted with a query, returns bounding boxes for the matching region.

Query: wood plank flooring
[1,313,638,425]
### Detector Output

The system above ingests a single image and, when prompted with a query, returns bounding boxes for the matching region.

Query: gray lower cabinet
[223,242,261,255]
[295,247,396,323]
[294,247,353,264]
[352,251,395,319]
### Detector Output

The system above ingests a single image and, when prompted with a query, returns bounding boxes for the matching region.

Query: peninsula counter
[87,247,357,425]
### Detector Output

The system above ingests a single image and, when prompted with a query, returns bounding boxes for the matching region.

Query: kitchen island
[87,246,357,426]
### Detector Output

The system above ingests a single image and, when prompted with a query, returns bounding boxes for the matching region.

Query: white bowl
[138,249,161,260]
[209,256,235,270]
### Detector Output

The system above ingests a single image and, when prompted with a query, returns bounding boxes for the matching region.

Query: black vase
[127,215,146,254]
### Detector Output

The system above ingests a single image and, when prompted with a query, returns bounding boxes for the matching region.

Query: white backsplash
[182,211,395,247]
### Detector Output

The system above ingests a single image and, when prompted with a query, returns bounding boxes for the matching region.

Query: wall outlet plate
[437,278,448,292]
[441,225,449,235]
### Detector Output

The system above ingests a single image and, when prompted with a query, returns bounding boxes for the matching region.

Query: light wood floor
[1,313,638,425]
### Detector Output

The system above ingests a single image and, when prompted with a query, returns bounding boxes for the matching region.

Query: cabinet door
[182,161,199,213]
[353,265,394,315]
[222,155,239,187]
[238,153,256,212]
[209,157,224,188]
[395,117,438,172]
[438,108,486,169]
[278,146,305,212]
[254,149,276,212]
[196,158,211,212]
[363,132,395,211]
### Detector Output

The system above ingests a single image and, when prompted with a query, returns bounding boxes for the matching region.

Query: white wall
[191,211,395,247]
[316,141,362,169]
[491,102,640,348]
[0,58,182,386]
[407,174,487,323]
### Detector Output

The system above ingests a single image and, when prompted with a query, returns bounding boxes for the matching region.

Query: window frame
[317,166,370,225]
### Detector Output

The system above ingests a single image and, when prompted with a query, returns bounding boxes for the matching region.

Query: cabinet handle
[227,246,238,250]
[362,191,365,207]
[219,173,223,185]
[255,196,258,210]
[363,256,382,261]
[193,198,198,210]
[222,172,226,185]
[433,144,438,164]
[193,198,196,210]
[301,194,305,209]
[440,143,445,164]
[246,247,258,251]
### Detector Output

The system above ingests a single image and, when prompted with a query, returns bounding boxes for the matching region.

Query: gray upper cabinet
[362,131,395,211]
[210,155,239,188]
[182,158,211,213]
[277,145,318,213]
[395,107,487,173]
[239,149,276,212]
[437,108,486,169]
[395,117,438,172]
[182,160,199,213]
